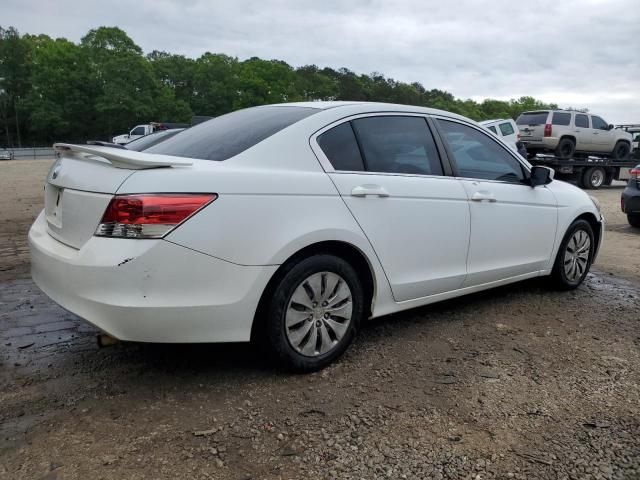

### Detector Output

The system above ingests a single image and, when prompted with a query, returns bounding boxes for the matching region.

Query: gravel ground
[0,160,639,480]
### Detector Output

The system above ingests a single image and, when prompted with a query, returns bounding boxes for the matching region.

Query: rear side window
[351,116,443,176]
[147,106,318,161]
[498,122,515,136]
[317,123,364,171]
[487,125,497,134]
[437,119,525,183]
[575,114,589,128]
[516,112,549,125]
[552,112,571,126]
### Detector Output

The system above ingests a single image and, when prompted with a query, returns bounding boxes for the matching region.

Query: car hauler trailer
[528,153,637,189]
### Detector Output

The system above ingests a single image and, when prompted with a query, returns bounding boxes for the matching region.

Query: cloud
[4,0,640,122]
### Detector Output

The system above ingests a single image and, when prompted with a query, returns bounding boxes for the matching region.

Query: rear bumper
[521,137,558,151]
[621,186,640,214]
[29,211,277,343]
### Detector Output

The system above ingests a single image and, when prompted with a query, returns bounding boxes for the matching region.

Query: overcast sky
[4,0,639,123]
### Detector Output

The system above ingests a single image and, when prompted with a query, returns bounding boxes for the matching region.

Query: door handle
[471,191,497,202]
[351,184,390,197]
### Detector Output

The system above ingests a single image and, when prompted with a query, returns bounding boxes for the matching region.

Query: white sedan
[29,102,604,371]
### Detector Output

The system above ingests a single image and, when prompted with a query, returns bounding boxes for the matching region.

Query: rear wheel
[604,170,614,186]
[554,138,576,158]
[265,254,364,372]
[583,167,606,189]
[550,219,594,290]
[628,214,640,228]
[612,141,630,160]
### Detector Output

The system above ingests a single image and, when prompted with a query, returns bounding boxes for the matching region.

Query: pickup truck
[112,122,189,145]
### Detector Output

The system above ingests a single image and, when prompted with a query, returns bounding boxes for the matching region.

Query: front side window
[498,122,515,136]
[317,122,364,171]
[351,116,443,176]
[591,116,608,130]
[487,125,497,134]
[130,126,146,136]
[552,112,571,126]
[575,114,589,128]
[437,119,525,183]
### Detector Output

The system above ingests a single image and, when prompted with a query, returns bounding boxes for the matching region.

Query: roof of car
[479,119,512,125]
[266,101,472,122]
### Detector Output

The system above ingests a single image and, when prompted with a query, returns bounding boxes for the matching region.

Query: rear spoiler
[54,143,192,169]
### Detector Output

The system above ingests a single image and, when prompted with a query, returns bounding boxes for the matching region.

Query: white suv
[479,118,526,156]
[516,110,632,159]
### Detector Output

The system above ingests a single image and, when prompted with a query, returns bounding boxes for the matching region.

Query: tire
[264,254,364,372]
[554,138,576,159]
[550,219,595,290]
[582,166,606,190]
[604,171,614,186]
[628,214,640,228]
[611,141,630,160]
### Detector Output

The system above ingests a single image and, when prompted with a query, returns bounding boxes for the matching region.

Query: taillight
[630,167,640,179]
[544,124,552,137]
[96,193,216,239]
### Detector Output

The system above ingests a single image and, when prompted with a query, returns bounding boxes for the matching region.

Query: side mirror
[530,165,554,187]
[608,124,614,130]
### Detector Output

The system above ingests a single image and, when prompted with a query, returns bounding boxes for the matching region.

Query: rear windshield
[147,106,318,161]
[125,129,184,151]
[516,112,549,125]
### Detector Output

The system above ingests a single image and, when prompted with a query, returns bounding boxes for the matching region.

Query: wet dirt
[0,161,639,479]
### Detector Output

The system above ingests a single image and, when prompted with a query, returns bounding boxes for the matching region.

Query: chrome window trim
[430,115,536,187]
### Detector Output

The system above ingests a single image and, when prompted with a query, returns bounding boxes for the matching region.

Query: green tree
[81,27,156,138]
[0,26,31,146]
[234,58,302,109]
[23,35,97,143]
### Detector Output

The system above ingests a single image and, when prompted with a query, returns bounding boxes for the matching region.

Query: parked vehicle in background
[124,128,185,151]
[479,118,527,157]
[529,153,637,190]
[112,122,189,145]
[516,110,632,159]
[621,165,640,227]
[0,148,13,160]
[615,124,640,159]
[29,102,603,372]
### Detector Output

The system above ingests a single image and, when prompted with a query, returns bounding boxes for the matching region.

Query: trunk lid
[45,144,191,249]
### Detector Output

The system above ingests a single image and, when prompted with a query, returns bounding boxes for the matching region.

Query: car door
[590,115,613,152]
[497,120,518,145]
[312,114,470,302]
[574,113,591,151]
[433,117,558,287]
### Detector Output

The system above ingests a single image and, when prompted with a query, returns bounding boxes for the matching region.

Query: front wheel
[265,254,365,372]
[628,214,640,228]
[550,219,595,290]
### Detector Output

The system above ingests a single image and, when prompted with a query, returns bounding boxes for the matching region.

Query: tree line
[0,25,559,147]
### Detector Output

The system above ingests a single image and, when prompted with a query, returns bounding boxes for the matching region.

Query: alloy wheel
[589,170,604,188]
[285,272,353,357]
[563,229,591,282]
